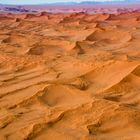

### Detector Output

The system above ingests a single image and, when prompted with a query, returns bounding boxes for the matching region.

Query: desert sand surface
[0,11,140,140]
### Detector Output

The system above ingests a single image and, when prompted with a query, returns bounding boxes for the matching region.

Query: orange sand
[0,12,140,140]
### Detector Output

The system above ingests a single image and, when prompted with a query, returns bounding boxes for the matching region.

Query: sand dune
[0,11,140,140]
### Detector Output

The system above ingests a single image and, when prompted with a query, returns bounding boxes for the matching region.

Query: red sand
[0,11,140,140]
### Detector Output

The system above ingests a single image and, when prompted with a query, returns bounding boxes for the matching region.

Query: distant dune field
[1,3,140,13]
[0,9,140,140]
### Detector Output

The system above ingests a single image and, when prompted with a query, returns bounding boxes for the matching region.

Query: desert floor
[0,12,140,140]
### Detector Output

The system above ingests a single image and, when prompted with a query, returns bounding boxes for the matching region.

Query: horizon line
[0,1,140,6]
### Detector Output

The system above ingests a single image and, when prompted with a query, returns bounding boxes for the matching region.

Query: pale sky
[0,0,125,5]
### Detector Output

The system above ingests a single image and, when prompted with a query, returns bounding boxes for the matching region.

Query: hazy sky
[0,0,125,5]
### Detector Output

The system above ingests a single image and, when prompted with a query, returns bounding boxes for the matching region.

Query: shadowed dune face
[0,11,140,140]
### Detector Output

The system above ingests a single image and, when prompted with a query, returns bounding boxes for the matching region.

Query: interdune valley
[0,11,140,140]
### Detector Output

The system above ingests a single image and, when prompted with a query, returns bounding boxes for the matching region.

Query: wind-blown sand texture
[0,12,140,140]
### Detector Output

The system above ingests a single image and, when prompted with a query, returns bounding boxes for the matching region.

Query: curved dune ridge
[0,11,140,140]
